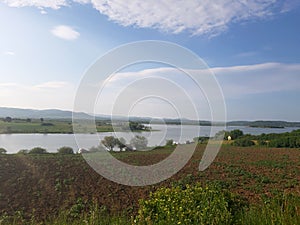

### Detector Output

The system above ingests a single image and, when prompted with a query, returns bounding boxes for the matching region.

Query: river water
[0,124,299,153]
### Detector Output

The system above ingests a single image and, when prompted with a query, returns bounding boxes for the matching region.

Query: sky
[0,0,300,121]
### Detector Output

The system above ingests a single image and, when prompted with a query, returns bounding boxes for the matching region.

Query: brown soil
[0,145,299,220]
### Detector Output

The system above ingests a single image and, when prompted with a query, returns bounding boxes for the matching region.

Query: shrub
[134,183,238,225]
[257,140,268,146]
[232,138,255,147]
[57,146,74,154]
[130,136,148,150]
[165,139,174,146]
[17,149,29,154]
[0,148,7,154]
[269,137,300,148]
[28,147,48,154]
[41,122,54,126]
[229,129,244,140]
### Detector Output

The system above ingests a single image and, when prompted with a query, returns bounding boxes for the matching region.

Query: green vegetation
[1,184,299,224]
[101,136,118,151]
[0,202,130,225]
[130,135,148,150]
[232,138,255,147]
[0,147,7,154]
[99,135,148,151]
[1,131,300,224]
[0,118,149,134]
[134,183,237,225]
[237,193,300,225]
[213,129,300,148]
[134,184,300,225]
[57,146,74,154]
[28,147,48,154]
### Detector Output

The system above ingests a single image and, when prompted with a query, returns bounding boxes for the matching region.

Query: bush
[28,147,48,154]
[134,183,238,225]
[165,139,174,146]
[229,129,244,140]
[17,149,29,154]
[0,148,7,154]
[269,137,300,148]
[232,138,255,147]
[57,146,74,154]
[130,136,148,150]
[257,140,267,146]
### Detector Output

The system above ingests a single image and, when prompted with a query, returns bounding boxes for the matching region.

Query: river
[0,124,299,153]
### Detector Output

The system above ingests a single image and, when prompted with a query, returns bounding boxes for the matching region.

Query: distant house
[227,136,232,141]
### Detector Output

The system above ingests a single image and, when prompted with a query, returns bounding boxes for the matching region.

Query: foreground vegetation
[1,142,300,224]
[1,184,299,225]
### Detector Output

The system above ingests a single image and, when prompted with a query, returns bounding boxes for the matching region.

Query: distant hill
[1,107,299,127]
[0,107,91,119]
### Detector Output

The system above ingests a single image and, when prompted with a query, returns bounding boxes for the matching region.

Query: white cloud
[3,51,15,56]
[40,9,48,14]
[88,0,289,36]
[34,81,70,89]
[51,25,80,40]
[280,0,300,13]
[1,0,68,9]
[104,62,300,98]
[1,0,295,36]
[212,63,300,97]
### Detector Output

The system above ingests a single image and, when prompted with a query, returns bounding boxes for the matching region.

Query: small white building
[78,148,89,154]
[227,136,232,141]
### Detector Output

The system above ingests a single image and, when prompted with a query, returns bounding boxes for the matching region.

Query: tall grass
[236,193,300,225]
[1,191,299,225]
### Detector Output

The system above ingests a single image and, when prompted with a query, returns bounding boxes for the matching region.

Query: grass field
[0,119,114,134]
[0,144,299,224]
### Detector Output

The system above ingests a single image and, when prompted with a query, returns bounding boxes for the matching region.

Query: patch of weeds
[54,178,62,193]
[251,160,289,169]
[284,179,299,188]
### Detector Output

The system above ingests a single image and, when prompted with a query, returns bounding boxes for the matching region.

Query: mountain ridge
[0,107,300,127]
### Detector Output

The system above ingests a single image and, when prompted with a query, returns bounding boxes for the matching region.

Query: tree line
[212,129,300,148]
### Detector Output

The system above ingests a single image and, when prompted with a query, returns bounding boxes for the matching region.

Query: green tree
[57,146,74,154]
[165,139,174,146]
[3,117,12,122]
[29,147,47,154]
[116,137,126,151]
[130,135,148,150]
[101,136,117,151]
[229,129,244,139]
[17,149,29,154]
[0,148,7,154]
[129,121,147,131]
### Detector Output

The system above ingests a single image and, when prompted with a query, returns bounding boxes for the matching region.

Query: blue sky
[0,0,300,121]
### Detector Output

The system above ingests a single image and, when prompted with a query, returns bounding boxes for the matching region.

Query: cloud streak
[105,62,300,98]
[0,81,75,109]
[3,51,15,56]
[1,0,295,36]
[51,25,80,40]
